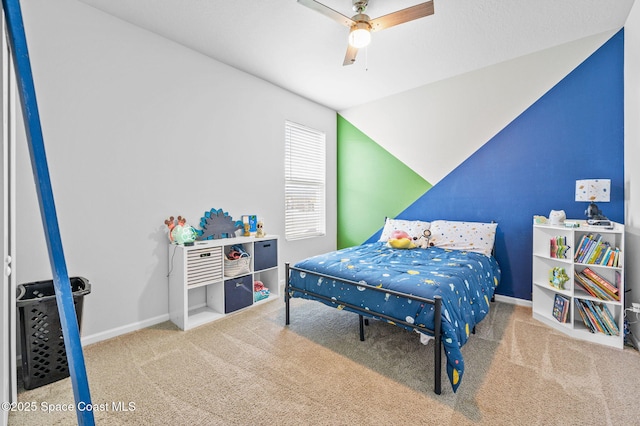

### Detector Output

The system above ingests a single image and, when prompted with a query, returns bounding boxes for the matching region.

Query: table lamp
[575,179,610,225]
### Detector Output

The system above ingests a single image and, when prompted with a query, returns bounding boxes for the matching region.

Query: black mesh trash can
[16,277,91,390]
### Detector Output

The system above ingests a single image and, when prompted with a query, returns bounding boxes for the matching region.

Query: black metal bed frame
[284,262,443,395]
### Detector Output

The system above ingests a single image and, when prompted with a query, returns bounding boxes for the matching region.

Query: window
[285,120,326,240]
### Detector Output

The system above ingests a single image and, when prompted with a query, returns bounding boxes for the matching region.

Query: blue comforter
[288,242,501,392]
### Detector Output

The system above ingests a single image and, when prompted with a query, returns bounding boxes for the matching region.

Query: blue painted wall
[366,30,624,300]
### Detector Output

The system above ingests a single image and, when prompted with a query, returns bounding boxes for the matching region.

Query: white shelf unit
[168,235,280,330]
[532,221,624,349]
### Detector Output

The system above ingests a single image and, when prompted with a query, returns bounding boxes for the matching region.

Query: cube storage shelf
[168,235,280,330]
[532,220,624,349]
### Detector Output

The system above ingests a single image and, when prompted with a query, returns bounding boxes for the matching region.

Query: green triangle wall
[337,115,431,248]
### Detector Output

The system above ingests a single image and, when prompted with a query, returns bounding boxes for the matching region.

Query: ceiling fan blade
[343,44,359,66]
[369,1,434,32]
[297,0,355,27]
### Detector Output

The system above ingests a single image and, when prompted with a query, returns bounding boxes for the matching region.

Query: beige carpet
[10,298,640,425]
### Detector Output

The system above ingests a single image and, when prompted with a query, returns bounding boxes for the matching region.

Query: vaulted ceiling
[79,0,635,111]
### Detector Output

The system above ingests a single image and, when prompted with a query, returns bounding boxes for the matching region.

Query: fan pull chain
[365,47,368,71]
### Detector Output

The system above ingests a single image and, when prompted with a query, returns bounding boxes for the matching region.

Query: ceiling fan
[298,0,435,66]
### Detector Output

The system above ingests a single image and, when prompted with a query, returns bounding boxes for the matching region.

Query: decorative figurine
[243,223,251,237]
[196,208,244,240]
[255,220,265,237]
[164,215,197,245]
[549,210,566,226]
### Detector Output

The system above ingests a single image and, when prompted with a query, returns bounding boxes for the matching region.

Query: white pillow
[379,218,431,242]
[429,220,497,256]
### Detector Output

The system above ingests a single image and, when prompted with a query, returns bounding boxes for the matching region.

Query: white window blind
[285,120,326,240]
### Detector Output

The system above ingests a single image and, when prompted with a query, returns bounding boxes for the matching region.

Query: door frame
[1,8,17,425]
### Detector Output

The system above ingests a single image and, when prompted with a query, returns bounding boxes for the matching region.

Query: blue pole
[1,1,94,424]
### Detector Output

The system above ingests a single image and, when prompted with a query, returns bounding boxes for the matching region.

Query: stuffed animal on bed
[414,229,433,249]
[387,230,416,249]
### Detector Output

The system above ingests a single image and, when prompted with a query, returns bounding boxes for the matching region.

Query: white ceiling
[79,0,634,111]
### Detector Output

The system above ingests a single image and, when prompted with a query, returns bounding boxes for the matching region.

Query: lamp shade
[348,22,371,48]
[575,179,610,202]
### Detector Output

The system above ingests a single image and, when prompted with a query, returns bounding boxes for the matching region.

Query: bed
[285,219,501,394]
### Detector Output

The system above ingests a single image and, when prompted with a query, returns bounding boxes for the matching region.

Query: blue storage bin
[224,275,253,313]
[254,239,277,271]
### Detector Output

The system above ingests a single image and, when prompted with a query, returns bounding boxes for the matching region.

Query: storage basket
[16,277,91,390]
[224,256,251,277]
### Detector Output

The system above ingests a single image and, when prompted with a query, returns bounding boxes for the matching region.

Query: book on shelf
[574,299,595,333]
[575,273,605,299]
[584,300,606,333]
[599,246,612,266]
[574,299,619,336]
[552,294,570,323]
[574,268,620,301]
[573,234,588,260]
[594,302,619,335]
[589,242,609,264]
[589,300,619,335]
[573,233,622,267]
[600,303,620,335]
[613,248,622,267]
[581,234,601,263]
[573,234,588,262]
[573,233,599,263]
[582,267,618,295]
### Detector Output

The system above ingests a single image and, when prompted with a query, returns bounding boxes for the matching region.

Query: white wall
[340,30,616,186]
[15,0,336,343]
[624,4,640,347]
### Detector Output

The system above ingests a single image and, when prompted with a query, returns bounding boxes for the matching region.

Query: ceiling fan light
[348,22,371,48]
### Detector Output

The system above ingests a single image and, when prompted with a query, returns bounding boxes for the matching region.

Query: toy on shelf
[549,210,566,226]
[164,216,197,245]
[242,215,258,235]
[254,280,270,301]
[533,215,548,224]
[197,208,244,240]
[549,267,569,290]
[256,220,265,237]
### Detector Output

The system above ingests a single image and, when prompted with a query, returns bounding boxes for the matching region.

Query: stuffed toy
[255,220,265,237]
[414,229,432,249]
[254,280,270,302]
[387,230,416,249]
[164,216,197,245]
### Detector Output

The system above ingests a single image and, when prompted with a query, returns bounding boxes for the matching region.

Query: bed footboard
[285,262,443,395]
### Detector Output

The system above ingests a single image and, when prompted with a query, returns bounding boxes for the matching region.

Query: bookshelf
[532,220,624,349]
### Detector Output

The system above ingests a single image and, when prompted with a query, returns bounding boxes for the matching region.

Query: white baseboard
[81,313,170,347]
[494,294,532,307]
[16,314,171,370]
[79,280,287,347]
[630,334,640,351]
